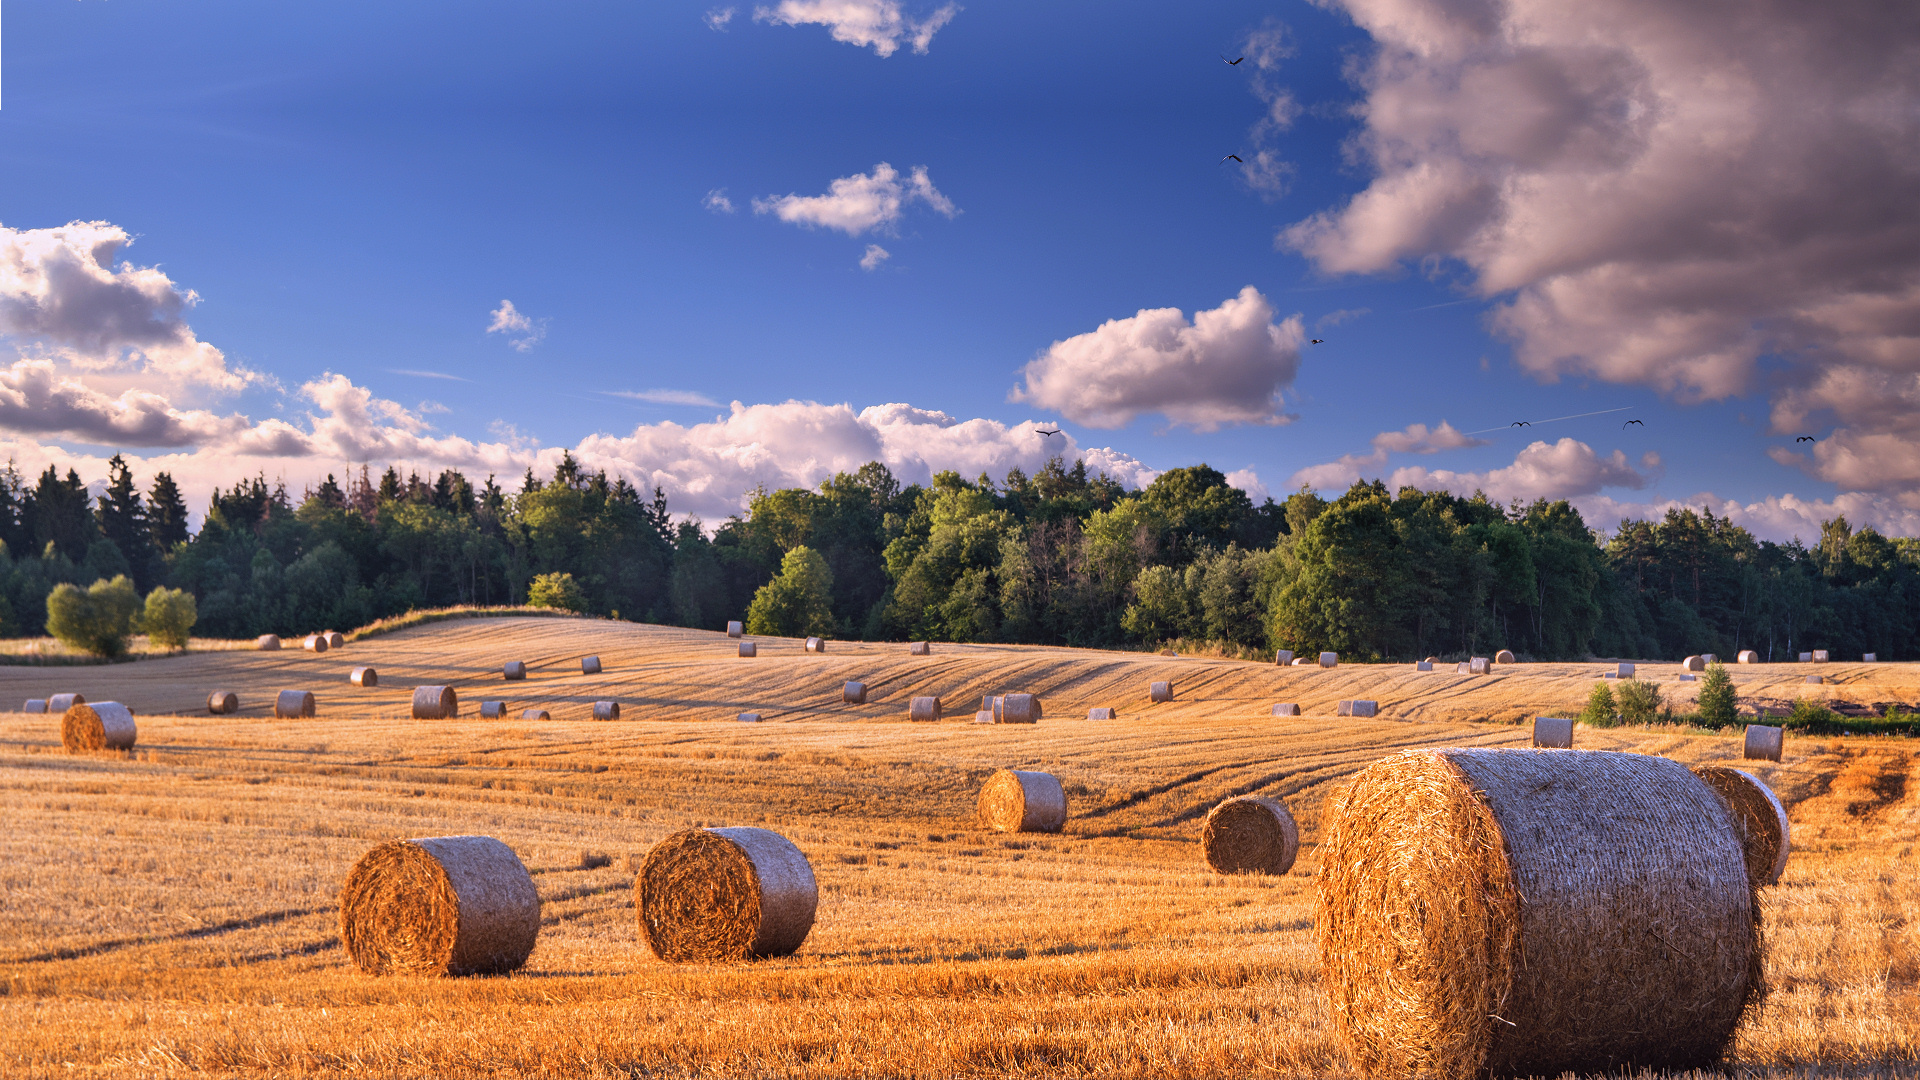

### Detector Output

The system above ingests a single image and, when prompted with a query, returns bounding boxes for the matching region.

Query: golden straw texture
[61,702,136,751]
[339,836,540,977]
[976,769,1067,833]
[1694,766,1792,887]
[908,696,941,722]
[1200,796,1297,875]
[636,827,818,962]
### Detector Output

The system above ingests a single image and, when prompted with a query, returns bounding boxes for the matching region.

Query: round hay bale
[1812,649,1830,662]
[1743,723,1784,762]
[303,634,328,653]
[207,691,238,715]
[1693,766,1790,887]
[1683,655,1706,672]
[998,693,1041,724]
[1702,653,1719,664]
[805,637,826,653]
[909,641,930,655]
[275,690,315,718]
[1864,652,1878,662]
[256,634,281,650]
[62,702,136,751]
[1318,652,1338,668]
[593,700,620,720]
[350,667,378,688]
[1532,716,1575,748]
[503,661,527,681]
[339,835,540,976]
[480,701,505,719]
[1201,795,1298,875]
[1149,680,1173,703]
[1616,661,1636,678]
[581,655,602,674]
[976,769,1066,833]
[1798,651,1813,662]
[1291,657,1312,666]
[1468,656,1491,675]
[1275,649,1295,665]
[635,826,818,962]
[842,681,867,705]
[737,642,756,658]
[1680,673,1698,682]
[412,685,458,720]
[1088,706,1117,720]
[1272,703,1300,717]
[1494,649,1516,664]
[22,699,46,714]
[738,712,761,723]
[972,710,996,724]
[521,708,550,721]
[47,692,85,713]
[324,631,345,649]
[1317,748,1759,1080]
[908,696,941,722]
[1738,650,1759,664]
[1805,674,1823,684]
[726,620,743,638]
[1415,661,1433,671]
[1337,699,1379,718]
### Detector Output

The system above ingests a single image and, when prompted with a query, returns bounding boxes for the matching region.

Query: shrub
[527,572,587,613]
[746,546,835,638]
[1614,677,1664,725]
[142,586,198,650]
[1695,662,1739,729]
[1579,682,1618,727]
[45,575,141,657]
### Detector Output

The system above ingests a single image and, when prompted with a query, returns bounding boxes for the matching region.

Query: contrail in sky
[1463,406,1635,436]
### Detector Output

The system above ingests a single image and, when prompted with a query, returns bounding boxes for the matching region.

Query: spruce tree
[147,472,190,551]
[96,455,154,586]
[1696,662,1739,728]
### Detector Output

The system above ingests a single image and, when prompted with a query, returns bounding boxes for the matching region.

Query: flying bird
[1221,154,1243,163]
[1310,338,1325,344]
[1036,428,1061,438]
[1221,55,1244,65]
[1623,419,1644,428]
[1511,421,1530,427]
[1797,435,1815,443]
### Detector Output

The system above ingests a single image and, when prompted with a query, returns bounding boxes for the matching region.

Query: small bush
[45,576,141,658]
[1615,677,1664,725]
[1695,663,1739,729]
[142,587,198,650]
[527,572,587,613]
[1579,682,1618,727]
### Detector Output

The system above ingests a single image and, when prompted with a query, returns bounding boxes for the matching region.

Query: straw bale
[256,634,281,650]
[1494,649,1516,664]
[1457,662,1472,674]
[480,701,505,719]
[727,620,743,638]
[1738,650,1759,663]
[1317,748,1760,1080]
[997,692,1041,724]
[909,641,930,655]
[1160,649,1178,657]
[1682,655,1706,672]
[1702,653,1719,664]
[503,661,527,680]
[1531,717,1574,748]
[1088,707,1117,720]
[207,691,238,715]
[1744,724,1784,761]
[1149,680,1173,703]
[582,655,602,674]
[324,631,345,649]
[976,769,1067,833]
[1864,652,1878,662]
[48,693,85,713]
[1201,795,1298,875]
[1805,674,1823,684]
[843,681,867,705]
[521,709,550,721]
[805,636,826,653]
[1275,649,1295,665]
[738,642,756,658]
[1680,673,1697,682]
[908,696,941,722]
[1273,703,1300,717]
[62,701,136,751]
[275,690,315,718]
[636,826,817,962]
[738,712,761,723]
[412,685,459,720]
[1798,652,1812,662]
[303,634,329,653]
[351,666,378,688]
[1415,661,1433,671]
[1318,652,1338,667]
[972,711,996,724]
[22,698,46,713]
[1616,662,1635,677]
[1812,649,1829,662]
[581,850,612,870]
[1292,657,1313,666]
[1693,766,1791,887]
[593,701,621,720]
[1468,657,1491,675]
[339,835,539,976]
[1425,656,1439,663]
[1337,699,1379,718]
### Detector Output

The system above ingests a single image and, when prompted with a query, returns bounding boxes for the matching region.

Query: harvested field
[0,616,1916,1078]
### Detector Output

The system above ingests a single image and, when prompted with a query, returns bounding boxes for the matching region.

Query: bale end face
[324,631,345,649]
[1202,796,1299,875]
[1812,649,1830,662]
[1683,655,1706,672]
[909,641,929,655]
[61,702,137,752]
[1088,707,1117,720]
[1494,649,1516,664]
[908,696,941,722]
[1532,716,1575,748]
[977,769,1067,833]
[303,635,329,653]
[581,656,603,674]
[411,685,459,720]
[1693,766,1791,887]
[1272,703,1300,717]
[1743,724,1784,761]
[503,661,527,681]
[274,690,316,719]
[593,701,621,721]
[737,643,756,658]
[1148,680,1173,703]
[207,691,239,715]
[843,681,867,705]
[636,827,818,962]
[339,836,539,976]
[350,667,378,688]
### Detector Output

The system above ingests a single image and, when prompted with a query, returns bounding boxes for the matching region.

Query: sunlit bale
[1086,706,1117,720]
[738,712,761,723]
[1805,674,1824,684]
[1812,649,1830,662]
[1798,652,1812,662]
[339,835,539,976]
[805,637,827,653]
[1201,795,1298,876]
[908,696,941,722]
[1738,650,1759,664]
[1683,655,1706,672]
[996,693,1041,724]
[1275,650,1295,666]
[972,710,996,724]
[480,701,505,719]
[909,641,930,655]
[1293,657,1314,666]
[521,709,550,721]
[1272,703,1301,717]
[303,635,329,653]
[1616,662,1635,678]
[1319,652,1338,668]
[1702,653,1719,664]
[843,681,867,705]
[1532,717,1574,748]
[1494,649,1516,665]
[635,827,817,962]
[1415,661,1433,672]
[593,701,621,720]
[1317,748,1761,1080]
[22,699,45,713]
[1149,680,1173,703]
[737,643,756,658]
[275,690,315,718]
[62,701,136,751]
[1469,657,1491,675]
[1337,700,1379,718]
[1679,673,1697,682]
[582,655,603,674]
[1864,652,1878,662]
[48,692,85,713]
[1744,724,1784,762]
[503,661,527,680]
[1693,766,1791,887]
[256,634,281,650]
[726,621,743,638]
[324,631,345,649]
[976,768,1066,833]
[1457,662,1472,674]
[207,691,239,715]
[351,667,378,688]
[412,686,459,720]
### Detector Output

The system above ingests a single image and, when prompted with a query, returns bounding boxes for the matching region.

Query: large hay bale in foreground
[1744,724,1784,762]
[908,696,941,722]
[997,693,1041,724]
[62,702,136,751]
[275,690,315,718]
[581,655,602,674]
[207,691,239,715]
[1149,680,1173,703]
[976,769,1066,833]
[1201,795,1298,875]
[726,621,743,638]
[48,693,84,714]
[1494,649,1516,664]
[339,835,540,976]
[842,681,867,705]
[256,634,281,650]
[412,685,459,720]
[636,827,817,962]
[1318,748,1759,1080]
[1693,766,1790,887]
[1532,716,1574,748]
[22,699,45,713]
[303,634,329,653]
[503,661,527,681]
[351,667,378,688]
[1738,650,1759,664]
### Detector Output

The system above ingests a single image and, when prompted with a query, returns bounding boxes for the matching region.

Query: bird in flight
[1796,435,1815,443]
[1221,55,1244,65]
[1036,428,1061,438]
[1623,419,1644,428]
[1511,421,1531,427]
[1221,154,1243,163]
[1310,338,1325,345]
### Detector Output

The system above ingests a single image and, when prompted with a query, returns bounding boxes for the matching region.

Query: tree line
[1,453,1914,662]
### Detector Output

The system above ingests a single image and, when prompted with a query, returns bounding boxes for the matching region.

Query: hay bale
[339,835,540,976]
[843,681,867,705]
[1292,657,1313,666]
[521,709,550,721]
[582,655,603,674]
[324,631,345,649]
[1275,649,1295,666]
[1738,650,1759,664]
[1693,766,1791,887]
[504,661,527,681]
[256,634,281,650]
[1494,649,1516,665]
[726,621,743,638]
[1273,703,1300,717]
[1415,661,1433,672]
[1812,649,1829,662]
[1201,795,1298,875]
[1805,674,1823,684]
[910,641,930,655]
[350,667,378,688]
[303,634,329,653]
[22,699,45,713]
[62,701,136,751]
[1149,680,1173,703]
[1317,748,1760,1079]
[207,691,238,715]
[47,692,85,713]
[1679,673,1697,682]
[275,690,315,718]
[635,826,817,962]
[581,850,612,870]
[738,712,761,723]
[1532,717,1574,748]
[1798,652,1812,662]
[976,769,1066,833]
[1702,653,1719,664]
[805,637,826,653]
[1457,662,1473,674]
[997,693,1041,724]
[412,685,459,720]
[480,701,505,719]
[1616,661,1635,678]
[1682,655,1706,672]
[908,696,941,722]
[593,701,621,720]
[1088,706,1117,720]
[1318,652,1338,668]
[972,710,996,724]
[737,642,756,658]
[1468,657,1491,675]
[1743,724,1790,773]
[1160,649,1178,657]
[1337,699,1379,718]
[1864,652,1878,662]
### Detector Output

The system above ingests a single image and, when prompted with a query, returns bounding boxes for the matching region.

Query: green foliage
[527,571,587,613]
[1579,682,1619,727]
[1614,677,1665,725]
[142,586,197,649]
[1695,662,1739,729]
[747,545,835,637]
[45,575,141,657]
[1780,700,1920,737]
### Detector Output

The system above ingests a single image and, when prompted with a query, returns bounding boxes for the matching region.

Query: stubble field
[1,615,1915,1078]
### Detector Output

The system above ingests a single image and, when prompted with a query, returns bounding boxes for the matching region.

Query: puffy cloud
[754,163,957,237]
[1371,420,1486,455]
[0,221,249,390]
[486,300,545,351]
[1224,467,1270,503]
[702,189,736,214]
[1577,489,1920,545]
[0,358,248,447]
[754,0,959,57]
[859,244,891,271]
[1386,438,1661,504]
[1284,0,1920,494]
[705,6,736,30]
[1013,286,1304,431]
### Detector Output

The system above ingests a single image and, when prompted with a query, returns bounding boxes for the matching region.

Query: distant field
[0,618,1914,1078]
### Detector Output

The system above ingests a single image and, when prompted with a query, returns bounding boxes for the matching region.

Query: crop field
[1,615,1916,1078]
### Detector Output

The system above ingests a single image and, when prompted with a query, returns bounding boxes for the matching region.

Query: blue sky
[0,0,1914,540]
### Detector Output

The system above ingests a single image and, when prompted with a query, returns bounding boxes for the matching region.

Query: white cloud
[486,299,545,352]
[753,0,959,57]
[1579,489,1920,546]
[0,357,248,447]
[1371,420,1487,455]
[1012,286,1304,431]
[1386,438,1661,505]
[1281,0,1920,499]
[605,389,723,407]
[753,163,957,237]
[705,6,736,30]
[702,189,736,214]
[1231,20,1301,201]
[859,244,890,271]
[1225,467,1269,503]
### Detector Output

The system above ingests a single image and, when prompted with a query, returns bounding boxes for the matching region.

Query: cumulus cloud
[1291,420,1491,489]
[0,221,250,391]
[754,163,957,237]
[1013,286,1304,431]
[1282,0,1920,497]
[1225,467,1270,503]
[754,0,959,57]
[0,358,248,447]
[605,389,723,407]
[705,6,736,30]
[1579,489,1920,545]
[1385,438,1661,505]
[486,299,545,351]
[859,244,891,271]
[702,189,736,214]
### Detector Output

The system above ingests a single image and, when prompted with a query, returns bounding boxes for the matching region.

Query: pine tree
[1579,682,1617,727]
[1696,662,1739,729]
[314,474,347,509]
[96,455,154,585]
[147,472,190,551]
[29,465,94,561]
